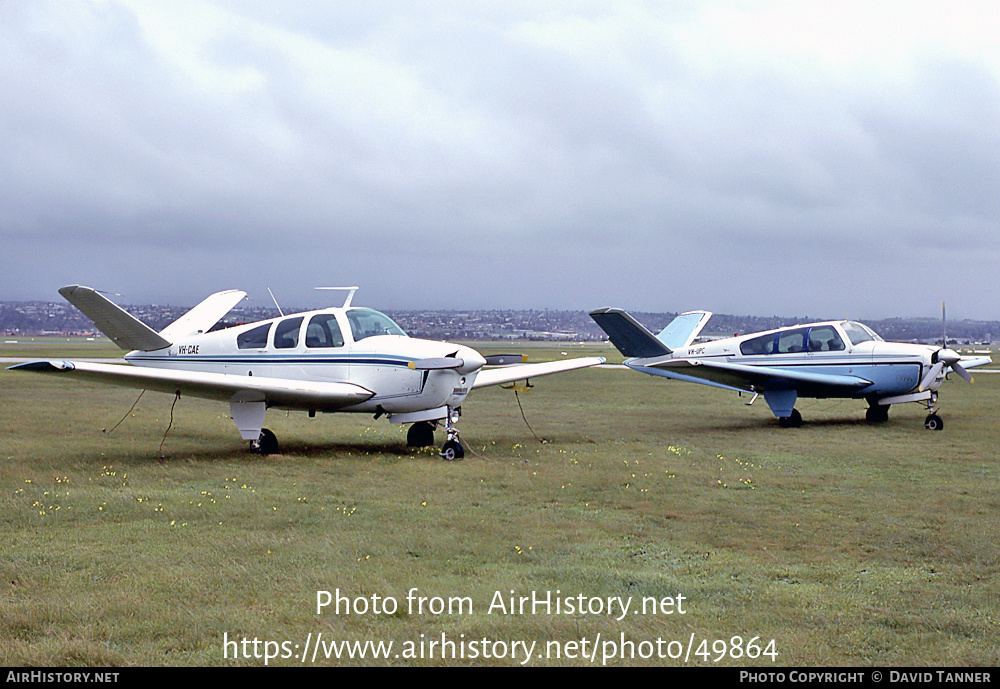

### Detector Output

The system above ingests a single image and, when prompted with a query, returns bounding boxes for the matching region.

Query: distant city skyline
[3,299,996,345]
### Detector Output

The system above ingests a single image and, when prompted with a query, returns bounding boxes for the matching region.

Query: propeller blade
[918,361,944,392]
[951,361,974,383]
[408,357,464,371]
[483,354,528,366]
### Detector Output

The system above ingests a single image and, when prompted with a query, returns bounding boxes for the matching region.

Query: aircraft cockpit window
[306,314,345,348]
[841,322,879,346]
[806,326,846,352]
[346,308,406,342]
[740,332,775,355]
[274,317,303,349]
[236,323,271,349]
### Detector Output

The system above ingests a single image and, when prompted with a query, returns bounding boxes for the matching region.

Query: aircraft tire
[440,439,464,461]
[866,405,890,423]
[257,428,279,455]
[407,421,435,448]
[778,409,802,428]
[924,414,944,431]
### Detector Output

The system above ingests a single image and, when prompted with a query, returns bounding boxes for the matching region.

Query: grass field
[2,339,999,666]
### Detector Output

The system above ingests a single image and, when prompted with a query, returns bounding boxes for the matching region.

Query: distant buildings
[1,300,997,345]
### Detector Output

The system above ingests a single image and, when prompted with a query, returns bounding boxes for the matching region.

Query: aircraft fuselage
[626,320,944,400]
[125,306,484,415]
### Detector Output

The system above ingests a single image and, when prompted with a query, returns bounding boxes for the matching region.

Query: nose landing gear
[923,392,944,431]
[440,407,465,460]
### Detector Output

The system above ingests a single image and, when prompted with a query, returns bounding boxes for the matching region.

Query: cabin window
[306,314,345,348]
[806,326,845,352]
[740,332,775,355]
[346,308,406,342]
[776,328,808,354]
[274,317,303,349]
[236,323,271,349]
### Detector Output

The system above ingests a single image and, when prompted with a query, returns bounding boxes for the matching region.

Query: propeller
[408,357,464,371]
[918,302,974,391]
[409,349,487,375]
[483,354,527,366]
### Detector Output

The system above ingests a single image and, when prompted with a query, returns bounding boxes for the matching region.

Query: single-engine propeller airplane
[590,306,991,430]
[8,285,604,457]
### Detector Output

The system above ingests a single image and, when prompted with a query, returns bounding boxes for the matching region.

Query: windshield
[841,321,881,346]
[346,308,407,341]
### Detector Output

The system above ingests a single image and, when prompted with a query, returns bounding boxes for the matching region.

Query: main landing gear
[865,398,890,424]
[405,408,465,460]
[777,409,802,428]
[252,428,279,455]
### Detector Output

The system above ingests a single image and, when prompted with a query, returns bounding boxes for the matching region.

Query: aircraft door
[232,322,273,378]
[303,313,349,384]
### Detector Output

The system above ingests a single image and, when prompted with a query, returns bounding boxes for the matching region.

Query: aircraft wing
[9,360,374,410]
[643,358,873,392]
[957,355,992,370]
[471,357,605,389]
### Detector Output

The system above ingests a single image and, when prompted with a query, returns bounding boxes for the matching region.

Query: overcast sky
[3,1,999,319]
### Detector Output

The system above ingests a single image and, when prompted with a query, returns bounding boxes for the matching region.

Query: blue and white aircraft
[590,307,991,429]
[9,285,603,457]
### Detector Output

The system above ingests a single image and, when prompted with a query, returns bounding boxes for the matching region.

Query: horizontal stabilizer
[159,289,246,340]
[657,311,713,350]
[59,285,171,352]
[589,308,671,358]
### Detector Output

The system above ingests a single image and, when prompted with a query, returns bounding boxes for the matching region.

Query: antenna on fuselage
[316,286,360,308]
[267,287,284,316]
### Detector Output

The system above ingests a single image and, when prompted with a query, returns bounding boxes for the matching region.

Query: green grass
[2,342,999,666]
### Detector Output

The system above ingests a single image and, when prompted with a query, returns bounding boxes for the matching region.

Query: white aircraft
[9,285,604,457]
[590,307,992,430]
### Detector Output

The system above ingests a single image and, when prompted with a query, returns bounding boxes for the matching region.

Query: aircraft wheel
[866,405,889,423]
[440,439,465,461]
[407,421,435,448]
[924,414,944,431]
[257,428,279,455]
[778,409,802,428]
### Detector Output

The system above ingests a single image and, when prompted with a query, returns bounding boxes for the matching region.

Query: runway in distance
[590,307,991,429]
[8,285,604,457]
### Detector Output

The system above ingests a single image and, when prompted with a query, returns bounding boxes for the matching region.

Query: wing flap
[9,360,374,410]
[471,357,605,389]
